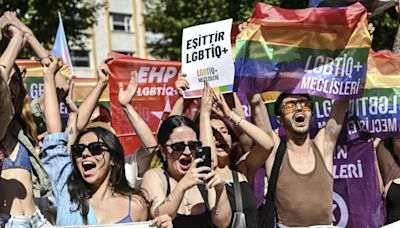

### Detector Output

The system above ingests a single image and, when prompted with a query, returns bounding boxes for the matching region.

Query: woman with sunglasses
[141,112,232,228]
[40,59,172,227]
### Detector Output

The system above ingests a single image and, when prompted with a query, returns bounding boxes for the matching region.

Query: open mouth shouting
[216,141,228,153]
[293,112,307,127]
[179,157,192,171]
[82,160,97,176]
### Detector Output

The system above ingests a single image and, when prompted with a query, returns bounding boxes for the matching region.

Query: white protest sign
[181,18,234,98]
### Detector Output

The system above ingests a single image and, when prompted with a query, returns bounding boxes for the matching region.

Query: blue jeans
[2,207,52,228]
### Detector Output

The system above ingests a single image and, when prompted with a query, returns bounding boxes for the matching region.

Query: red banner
[107,53,181,156]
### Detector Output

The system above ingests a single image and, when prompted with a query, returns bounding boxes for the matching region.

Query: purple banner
[332,140,384,227]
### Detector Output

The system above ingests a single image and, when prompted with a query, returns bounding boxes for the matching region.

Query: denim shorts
[1,207,52,228]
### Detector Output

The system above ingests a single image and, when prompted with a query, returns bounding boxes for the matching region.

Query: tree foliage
[0,0,103,57]
[144,0,399,60]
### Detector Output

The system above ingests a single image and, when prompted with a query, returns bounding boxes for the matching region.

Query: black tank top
[163,171,213,228]
[386,182,400,224]
[225,176,258,228]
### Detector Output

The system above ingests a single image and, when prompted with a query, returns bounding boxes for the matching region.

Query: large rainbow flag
[263,50,400,139]
[234,2,371,100]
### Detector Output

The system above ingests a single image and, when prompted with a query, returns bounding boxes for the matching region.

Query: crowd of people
[0,5,399,228]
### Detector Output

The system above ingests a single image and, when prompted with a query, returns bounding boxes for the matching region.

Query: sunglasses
[281,99,312,115]
[71,141,109,157]
[164,141,202,154]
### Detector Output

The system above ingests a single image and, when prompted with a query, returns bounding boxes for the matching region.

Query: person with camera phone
[195,146,212,170]
[141,113,232,228]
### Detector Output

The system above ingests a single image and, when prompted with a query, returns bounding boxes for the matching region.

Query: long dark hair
[157,115,200,169]
[383,137,400,165]
[12,63,38,146]
[67,127,146,224]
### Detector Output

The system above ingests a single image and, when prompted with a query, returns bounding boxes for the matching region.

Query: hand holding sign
[175,72,189,96]
[97,57,113,86]
[200,81,213,118]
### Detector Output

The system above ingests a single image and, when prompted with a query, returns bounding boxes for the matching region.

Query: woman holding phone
[141,113,231,227]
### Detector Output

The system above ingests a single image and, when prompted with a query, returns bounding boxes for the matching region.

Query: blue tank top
[2,143,32,171]
[114,195,133,224]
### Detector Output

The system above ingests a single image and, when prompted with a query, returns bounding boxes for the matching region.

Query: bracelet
[235,117,244,126]
[228,111,235,121]
[35,55,51,63]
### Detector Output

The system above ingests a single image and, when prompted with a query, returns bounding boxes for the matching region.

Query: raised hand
[65,81,78,114]
[2,11,32,35]
[238,18,252,33]
[368,23,375,39]
[199,81,213,117]
[97,57,113,86]
[3,25,23,40]
[65,81,78,150]
[118,70,138,107]
[179,158,210,190]
[212,91,232,119]
[42,56,63,79]
[175,72,189,96]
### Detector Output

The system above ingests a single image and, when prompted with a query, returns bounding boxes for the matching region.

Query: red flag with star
[107,53,181,156]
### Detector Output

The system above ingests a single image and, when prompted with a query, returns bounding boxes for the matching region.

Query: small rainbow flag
[52,12,74,78]
[234,2,371,100]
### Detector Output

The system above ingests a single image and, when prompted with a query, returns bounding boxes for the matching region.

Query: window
[71,50,90,67]
[115,51,134,56]
[111,13,132,32]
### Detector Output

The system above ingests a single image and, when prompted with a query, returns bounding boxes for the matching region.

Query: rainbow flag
[263,50,400,139]
[345,50,400,138]
[52,12,74,77]
[234,2,371,100]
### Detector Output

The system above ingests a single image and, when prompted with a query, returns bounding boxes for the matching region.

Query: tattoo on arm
[154,197,171,217]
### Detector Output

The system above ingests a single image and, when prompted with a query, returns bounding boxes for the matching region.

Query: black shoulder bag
[259,140,286,228]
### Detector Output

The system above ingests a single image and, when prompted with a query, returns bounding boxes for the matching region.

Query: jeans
[1,207,52,228]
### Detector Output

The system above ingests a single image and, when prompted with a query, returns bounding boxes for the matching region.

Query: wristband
[35,55,51,63]
[228,111,235,121]
[235,117,243,126]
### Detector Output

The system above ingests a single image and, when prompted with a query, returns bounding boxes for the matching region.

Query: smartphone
[196,146,212,169]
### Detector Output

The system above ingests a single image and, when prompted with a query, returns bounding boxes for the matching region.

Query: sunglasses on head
[164,141,202,154]
[71,141,109,157]
[281,99,312,115]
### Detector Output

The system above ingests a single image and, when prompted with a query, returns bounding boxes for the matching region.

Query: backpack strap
[265,139,286,216]
[197,184,210,211]
[232,170,243,213]
[163,170,171,197]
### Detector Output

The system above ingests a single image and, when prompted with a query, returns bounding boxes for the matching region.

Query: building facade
[72,0,147,77]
